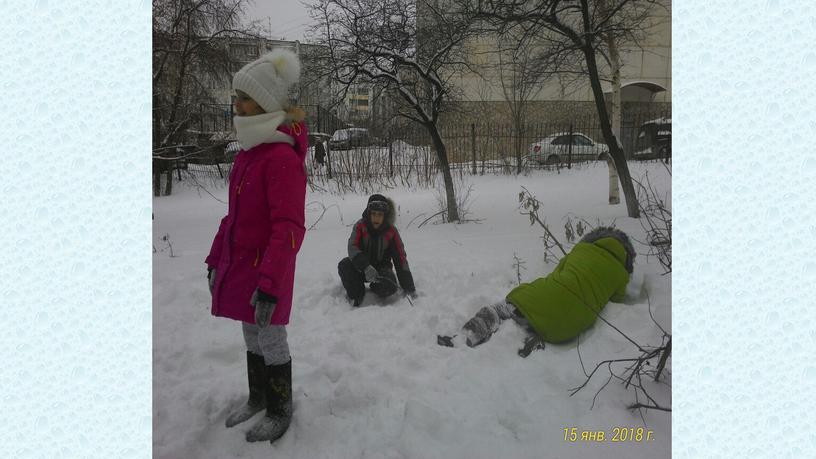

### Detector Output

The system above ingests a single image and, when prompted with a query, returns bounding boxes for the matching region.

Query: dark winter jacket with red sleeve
[347,198,416,293]
[205,121,308,325]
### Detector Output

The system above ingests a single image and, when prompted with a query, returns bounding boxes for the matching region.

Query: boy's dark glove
[207,268,216,294]
[250,289,277,328]
[437,334,455,347]
[517,334,545,358]
[364,265,379,283]
[405,290,418,300]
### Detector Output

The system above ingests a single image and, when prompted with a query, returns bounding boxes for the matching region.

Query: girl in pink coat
[205,48,307,444]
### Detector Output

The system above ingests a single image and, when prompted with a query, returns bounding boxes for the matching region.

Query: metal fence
[167,110,670,193]
[182,102,354,143]
[197,103,233,135]
[306,111,671,186]
[300,104,350,136]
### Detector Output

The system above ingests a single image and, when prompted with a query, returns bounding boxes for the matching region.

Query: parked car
[329,128,381,150]
[224,140,241,162]
[527,132,609,165]
[633,118,671,160]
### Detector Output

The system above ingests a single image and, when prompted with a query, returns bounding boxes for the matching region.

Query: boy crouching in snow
[439,227,636,356]
[338,194,417,306]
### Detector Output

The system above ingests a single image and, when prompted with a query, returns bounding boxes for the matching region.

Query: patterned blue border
[674,1,816,458]
[2,0,814,457]
[0,1,152,458]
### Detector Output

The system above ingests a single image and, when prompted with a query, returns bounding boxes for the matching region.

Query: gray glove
[208,269,216,294]
[250,289,277,328]
[364,265,379,283]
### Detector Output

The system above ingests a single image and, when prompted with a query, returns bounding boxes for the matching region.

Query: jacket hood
[362,195,397,227]
[276,121,309,162]
[580,226,636,273]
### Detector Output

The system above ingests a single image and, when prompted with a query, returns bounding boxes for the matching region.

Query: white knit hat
[232,48,301,113]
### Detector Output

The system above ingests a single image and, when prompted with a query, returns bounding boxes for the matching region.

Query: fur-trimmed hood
[580,226,636,273]
[362,194,397,228]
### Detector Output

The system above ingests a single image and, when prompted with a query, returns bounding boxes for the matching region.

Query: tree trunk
[164,61,188,147]
[164,168,173,196]
[153,91,163,197]
[153,91,162,150]
[605,153,620,204]
[606,36,622,206]
[514,110,525,174]
[607,36,622,144]
[581,43,639,218]
[153,166,162,197]
[427,123,460,222]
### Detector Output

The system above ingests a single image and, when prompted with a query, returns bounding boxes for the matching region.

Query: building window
[230,43,259,60]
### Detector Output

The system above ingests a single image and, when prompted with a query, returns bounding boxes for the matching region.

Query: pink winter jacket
[205,122,308,325]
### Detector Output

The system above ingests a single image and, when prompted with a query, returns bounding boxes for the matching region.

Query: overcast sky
[241,1,317,43]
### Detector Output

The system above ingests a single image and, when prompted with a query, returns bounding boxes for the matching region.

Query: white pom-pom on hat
[267,48,300,87]
[232,48,301,113]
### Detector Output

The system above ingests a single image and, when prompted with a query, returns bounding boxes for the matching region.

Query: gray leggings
[463,300,532,347]
[242,322,291,365]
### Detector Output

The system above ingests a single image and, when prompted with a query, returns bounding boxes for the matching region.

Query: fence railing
[197,103,233,137]
[167,111,670,192]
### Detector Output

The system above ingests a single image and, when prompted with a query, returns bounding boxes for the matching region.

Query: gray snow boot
[245,359,293,443]
[225,351,268,428]
[462,306,502,347]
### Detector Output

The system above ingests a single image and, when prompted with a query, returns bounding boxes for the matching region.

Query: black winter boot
[225,351,268,428]
[245,359,293,443]
[338,258,366,306]
[351,291,365,307]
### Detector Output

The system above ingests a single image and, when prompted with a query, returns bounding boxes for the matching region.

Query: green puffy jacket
[506,237,630,343]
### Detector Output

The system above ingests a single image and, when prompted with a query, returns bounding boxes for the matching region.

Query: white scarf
[233,111,295,150]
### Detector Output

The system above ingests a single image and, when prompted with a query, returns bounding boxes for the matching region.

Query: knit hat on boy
[367,194,389,213]
[232,48,301,113]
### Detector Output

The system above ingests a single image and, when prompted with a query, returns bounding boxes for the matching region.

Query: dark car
[329,128,379,151]
[633,118,671,161]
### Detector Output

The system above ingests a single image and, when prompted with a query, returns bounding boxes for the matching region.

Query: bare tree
[493,30,549,173]
[518,187,568,263]
[152,0,256,196]
[596,0,664,138]
[572,305,672,416]
[595,0,664,208]
[487,24,591,174]
[633,167,671,275]
[307,0,480,222]
[463,0,667,218]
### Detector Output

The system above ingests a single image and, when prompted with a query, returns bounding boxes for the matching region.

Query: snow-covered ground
[153,161,671,459]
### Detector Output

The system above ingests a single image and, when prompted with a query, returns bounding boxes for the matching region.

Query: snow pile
[153,162,671,458]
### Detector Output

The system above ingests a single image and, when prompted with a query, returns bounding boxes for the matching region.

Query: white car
[224,140,241,161]
[528,132,609,165]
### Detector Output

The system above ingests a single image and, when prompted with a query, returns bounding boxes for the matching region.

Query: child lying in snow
[439,227,636,357]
